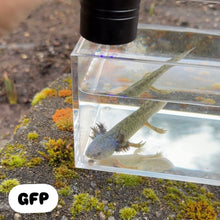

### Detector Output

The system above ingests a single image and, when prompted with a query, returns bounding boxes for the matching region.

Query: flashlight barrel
[80,0,140,45]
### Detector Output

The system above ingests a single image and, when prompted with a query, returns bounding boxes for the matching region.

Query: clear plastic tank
[71,24,220,185]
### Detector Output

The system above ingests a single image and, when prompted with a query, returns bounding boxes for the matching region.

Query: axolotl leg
[150,86,171,95]
[144,121,167,134]
[90,123,106,139]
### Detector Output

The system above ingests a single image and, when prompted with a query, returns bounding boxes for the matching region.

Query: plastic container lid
[80,0,140,45]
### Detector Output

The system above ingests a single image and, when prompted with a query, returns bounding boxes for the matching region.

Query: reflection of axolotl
[86,48,194,160]
[98,153,174,172]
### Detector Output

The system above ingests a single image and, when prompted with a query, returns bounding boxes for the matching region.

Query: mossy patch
[64,77,72,90]
[39,138,77,191]
[0,144,42,170]
[39,138,74,167]
[142,188,160,204]
[53,164,77,189]
[26,157,42,167]
[58,89,72,105]
[14,117,30,134]
[177,198,217,220]
[31,88,57,106]
[161,180,219,218]
[2,153,27,169]
[119,207,137,220]
[0,172,6,180]
[58,186,72,196]
[112,178,219,219]
[0,179,20,193]
[70,193,105,219]
[64,96,72,105]
[0,144,26,169]
[27,132,39,140]
[58,89,72,97]
[111,173,144,187]
[164,186,186,205]
[52,108,73,132]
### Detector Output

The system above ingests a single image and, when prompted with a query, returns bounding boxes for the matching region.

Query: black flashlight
[80,0,140,45]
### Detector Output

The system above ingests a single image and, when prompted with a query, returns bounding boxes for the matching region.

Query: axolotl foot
[90,122,107,139]
[129,141,145,148]
[115,134,145,152]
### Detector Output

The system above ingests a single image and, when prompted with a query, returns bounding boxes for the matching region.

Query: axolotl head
[85,134,117,160]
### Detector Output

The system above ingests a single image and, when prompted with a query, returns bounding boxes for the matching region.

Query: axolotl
[86,101,166,159]
[85,48,194,160]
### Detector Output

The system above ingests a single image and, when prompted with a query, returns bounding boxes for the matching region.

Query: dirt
[0,0,80,143]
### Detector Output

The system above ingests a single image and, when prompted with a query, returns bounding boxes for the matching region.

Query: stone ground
[0,74,219,220]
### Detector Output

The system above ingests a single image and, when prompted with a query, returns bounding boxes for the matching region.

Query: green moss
[106,185,111,191]
[31,88,57,106]
[167,186,186,199]
[0,179,20,193]
[1,152,27,169]
[70,193,101,219]
[22,118,30,125]
[58,186,72,196]
[133,201,149,213]
[54,164,77,188]
[200,187,206,194]
[39,138,74,167]
[39,139,77,191]
[107,202,115,210]
[0,214,4,220]
[142,188,160,204]
[27,132,39,140]
[55,118,73,132]
[166,180,175,186]
[64,96,72,105]
[206,192,214,200]
[58,198,65,207]
[177,198,217,220]
[0,171,6,180]
[64,77,72,89]
[182,182,200,197]
[157,179,220,219]
[52,107,73,132]
[1,143,24,155]
[184,182,199,192]
[157,178,164,184]
[96,202,105,211]
[119,207,137,220]
[163,186,186,206]
[14,117,30,134]
[104,209,113,218]
[0,144,26,169]
[164,193,180,203]
[140,203,149,213]
[1,143,43,170]
[168,215,174,220]
[112,173,143,187]
[27,157,42,167]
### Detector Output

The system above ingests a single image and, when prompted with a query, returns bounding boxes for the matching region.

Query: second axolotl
[86,48,194,160]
